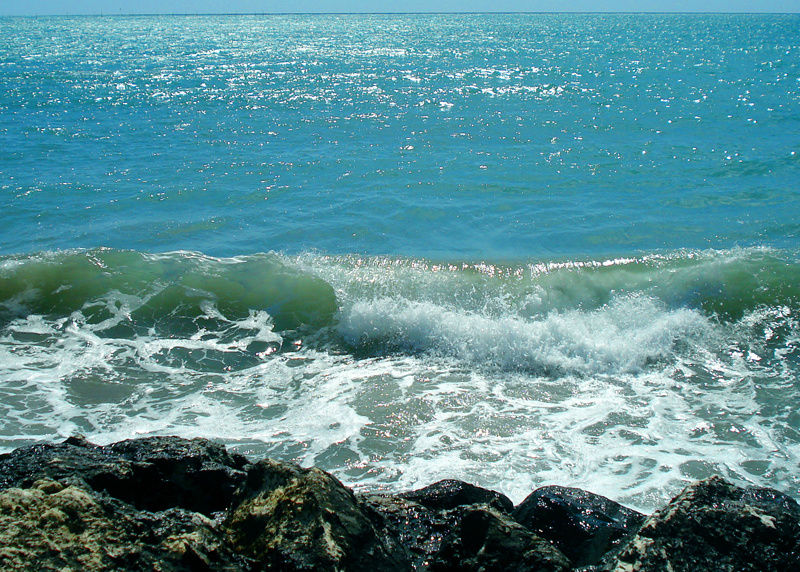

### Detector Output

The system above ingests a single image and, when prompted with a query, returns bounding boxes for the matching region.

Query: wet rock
[361,494,457,569]
[431,504,571,571]
[362,494,570,571]
[0,435,249,515]
[606,476,800,572]
[398,479,514,514]
[232,457,306,502]
[0,435,127,491]
[0,478,247,571]
[105,436,249,514]
[513,485,645,567]
[226,463,408,570]
[3,436,799,571]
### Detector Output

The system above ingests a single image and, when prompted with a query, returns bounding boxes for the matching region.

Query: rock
[105,436,249,514]
[0,435,249,515]
[2,437,799,571]
[606,475,800,571]
[360,494,459,569]
[398,479,514,513]
[362,494,570,571]
[231,457,305,502]
[226,462,408,570]
[513,485,645,567]
[0,478,247,571]
[430,504,571,571]
[0,435,126,491]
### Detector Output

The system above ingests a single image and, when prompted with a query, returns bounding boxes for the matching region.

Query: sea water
[1,13,799,512]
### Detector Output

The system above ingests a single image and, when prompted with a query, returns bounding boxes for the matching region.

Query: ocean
[1,13,799,512]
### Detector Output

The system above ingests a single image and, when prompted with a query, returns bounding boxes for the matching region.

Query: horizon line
[2,11,799,17]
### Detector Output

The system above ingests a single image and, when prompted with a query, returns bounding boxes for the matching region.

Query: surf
[1,246,799,511]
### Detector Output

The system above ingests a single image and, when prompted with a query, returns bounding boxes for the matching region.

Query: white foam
[1,300,798,512]
[337,293,709,376]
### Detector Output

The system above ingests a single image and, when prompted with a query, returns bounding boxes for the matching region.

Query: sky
[1,1,798,16]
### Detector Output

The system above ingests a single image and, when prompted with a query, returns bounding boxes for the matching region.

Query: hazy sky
[1,1,798,16]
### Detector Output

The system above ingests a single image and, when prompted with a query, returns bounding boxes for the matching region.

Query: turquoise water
[1,14,799,511]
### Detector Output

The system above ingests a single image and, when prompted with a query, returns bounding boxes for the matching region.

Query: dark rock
[606,475,800,571]
[3,437,799,572]
[232,457,306,502]
[0,478,248,571]
[105,436,249,514]
[513,485,645,567]
[361,494,458,569]
[0,435,249,515]
[0,435,126,491]
[226,463,408,571]
[398,479,514,514]
[362,494,570,571]
[430,505,571,571]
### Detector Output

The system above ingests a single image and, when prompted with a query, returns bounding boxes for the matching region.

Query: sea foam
[337,294,708,375]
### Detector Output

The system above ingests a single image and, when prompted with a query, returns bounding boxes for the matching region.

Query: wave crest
[338,294,709,375]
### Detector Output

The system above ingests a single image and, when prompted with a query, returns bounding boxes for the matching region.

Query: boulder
[513,485,645,567]
[105,435,250,514]
[3,436,799,572]
[362,494,569,571]
[226,462,408,570]
[0,478,247,571]
[398,479,514,514]
[430,504,571,571]
[0,435,249,515]
[606,476,800,571]
[361,494,459,569]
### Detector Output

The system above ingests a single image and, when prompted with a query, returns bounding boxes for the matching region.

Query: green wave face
[0,246,798,377]
[0,249,338,334]
[302,247,800,319]
[2,247,798,348]
[517,248,800,320]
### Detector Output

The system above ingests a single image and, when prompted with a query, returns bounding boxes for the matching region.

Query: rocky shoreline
[0,436,798,571]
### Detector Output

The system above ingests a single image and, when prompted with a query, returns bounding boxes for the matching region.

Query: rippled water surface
[1,14,799,511]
